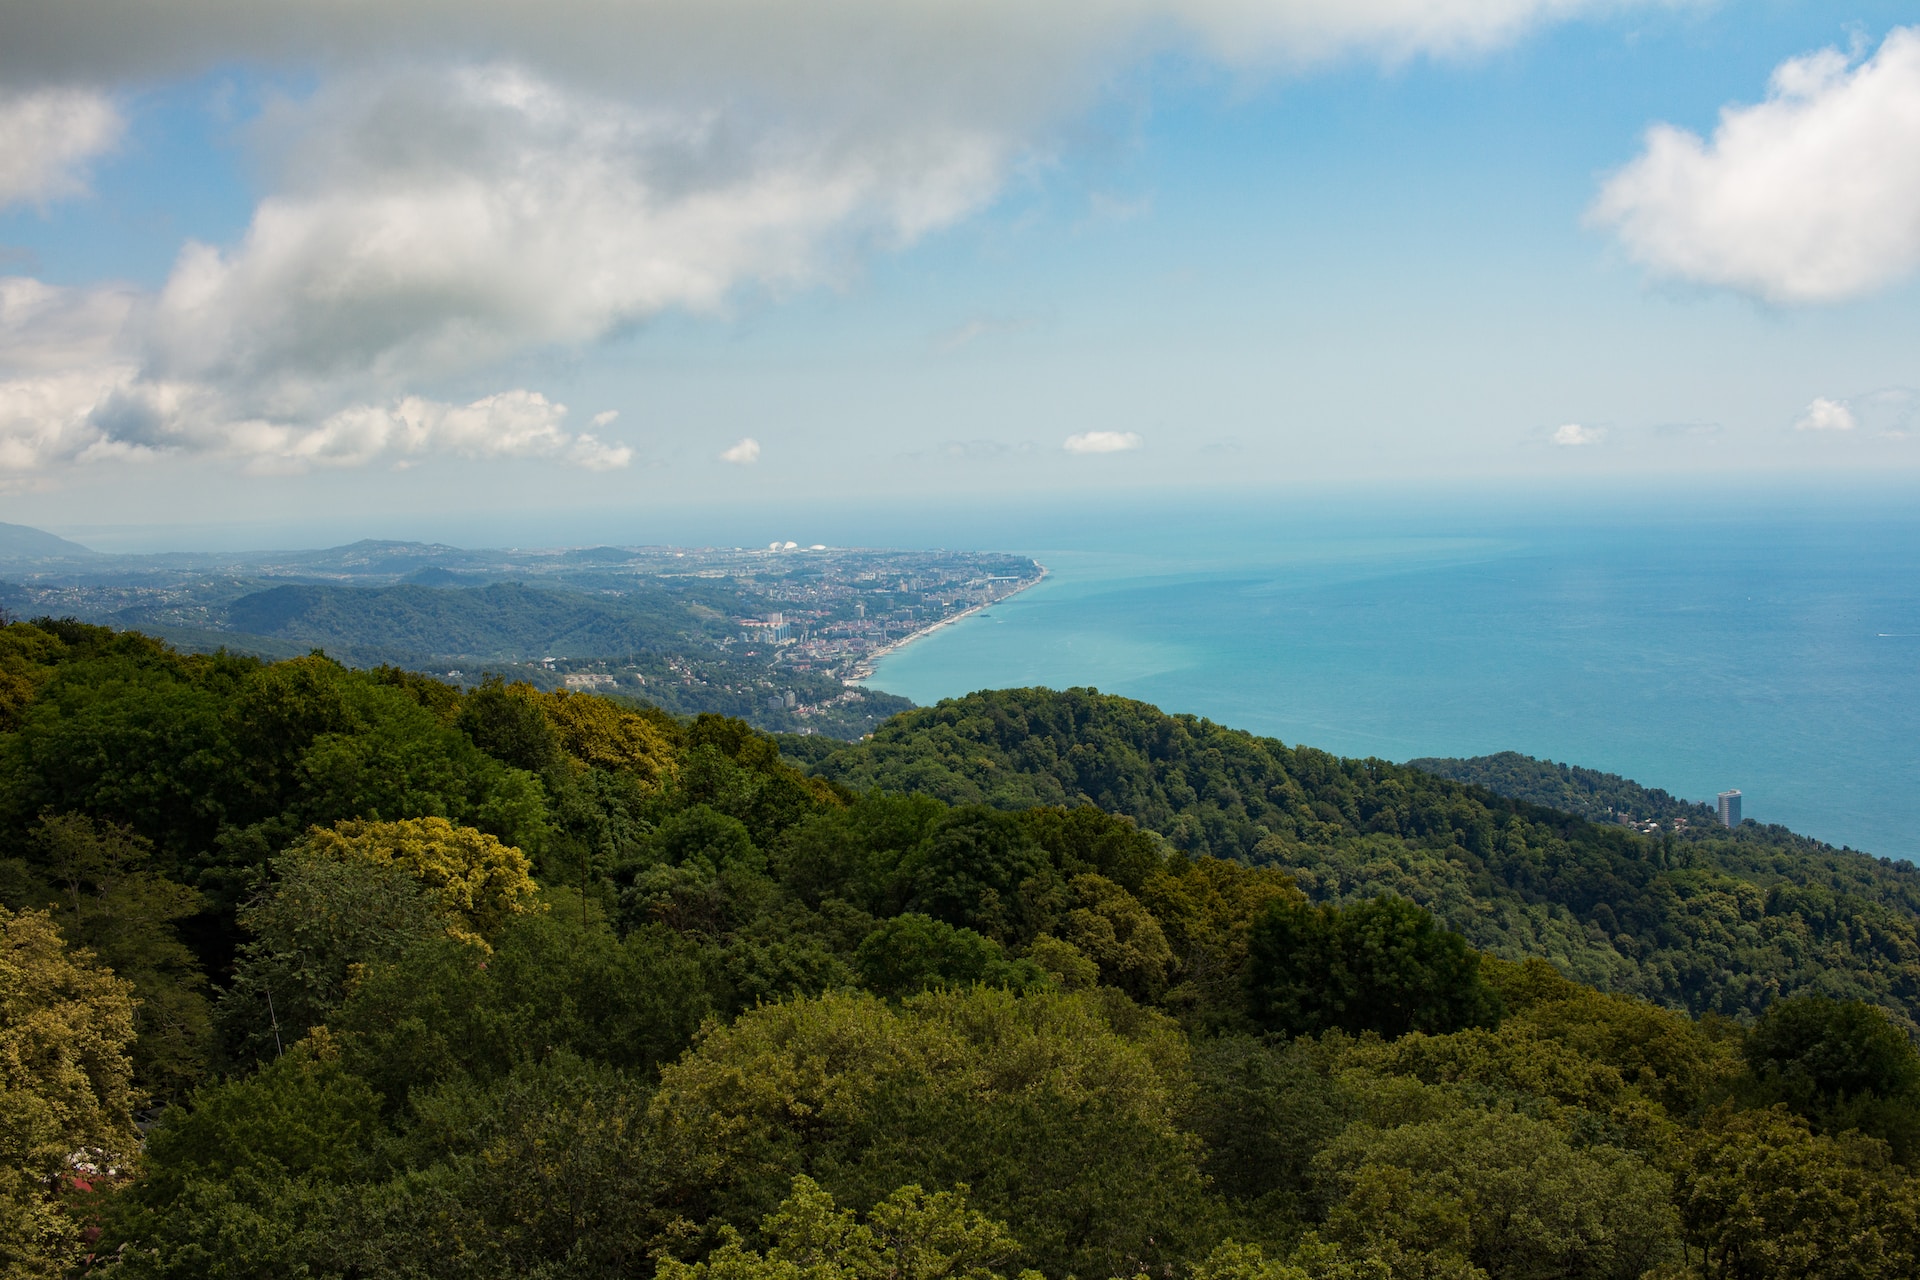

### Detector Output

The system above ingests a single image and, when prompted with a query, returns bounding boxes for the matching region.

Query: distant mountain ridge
[0,528,673,580]
[0,522,96,561]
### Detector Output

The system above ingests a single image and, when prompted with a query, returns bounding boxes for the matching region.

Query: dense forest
[795,687,1920,1024]
[6,625,1920,1279]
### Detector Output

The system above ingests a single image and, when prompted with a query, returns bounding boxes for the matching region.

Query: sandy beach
[847,564,1047,683]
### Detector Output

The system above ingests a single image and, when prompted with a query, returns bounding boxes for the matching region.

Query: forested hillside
[1406,749,1871,871]
[221,579,749,663]
[6,625,1920,1279]
[802,687,1920,1022]
[1407,750,1714,828]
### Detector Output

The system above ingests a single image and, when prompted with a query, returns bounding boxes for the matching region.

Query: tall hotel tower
[1717,790,1742,829]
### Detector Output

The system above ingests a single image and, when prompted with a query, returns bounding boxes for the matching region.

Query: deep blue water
[862,502,1920,860]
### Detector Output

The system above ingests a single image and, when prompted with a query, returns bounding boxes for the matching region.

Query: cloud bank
[0,61,997,477]
[1594,28,1920,303]
[151,67,1002,403]
[0,0,1657,478]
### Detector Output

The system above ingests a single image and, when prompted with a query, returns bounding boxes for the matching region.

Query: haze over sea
[852,491,1920,862]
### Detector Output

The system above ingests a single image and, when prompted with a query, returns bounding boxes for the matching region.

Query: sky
[5,0,1920,543]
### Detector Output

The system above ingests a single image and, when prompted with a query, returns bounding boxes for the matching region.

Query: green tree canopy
[649,986,1209,1278]
[904,807,1050,944]
[1247,896,1502,1039]
[1744,996,1920,1107]
[1741,995,1920,1160]
[218,843,446,1063]
[18,813,209,1099]
[853,915,1040,999]
[1678,1105,1920,1280]
[1314,1107,1678,1280]
[328,909,711,1101]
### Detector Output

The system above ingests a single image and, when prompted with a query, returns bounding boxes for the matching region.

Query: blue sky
[4,0,1920,543]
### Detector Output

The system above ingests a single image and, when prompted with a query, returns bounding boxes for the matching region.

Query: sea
[854,490,1920,862]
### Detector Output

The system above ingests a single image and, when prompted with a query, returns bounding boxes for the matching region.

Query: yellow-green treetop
[0,622,64,734]
[298,817,542,949]
[657,1175,1033,1280]
[538,687,677,785]
[0,905,140,1278]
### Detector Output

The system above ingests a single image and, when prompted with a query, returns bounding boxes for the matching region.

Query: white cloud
[1552,423,1603,446]
[720,437,762,464]
[0,368,629,474]
[0,89,120,208]
[1593,28,1920,303]
[1795,397,1857,432]
[142,65,1005,409]
[0,367,133,475]
[1064,430,1143,454]
[567,434,633,471]
[0,299,627,469]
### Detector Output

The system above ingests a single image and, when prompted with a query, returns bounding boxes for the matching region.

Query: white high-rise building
[1717,790,1742,828]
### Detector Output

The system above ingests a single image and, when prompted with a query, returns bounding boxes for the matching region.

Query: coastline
[847,563,1048,684]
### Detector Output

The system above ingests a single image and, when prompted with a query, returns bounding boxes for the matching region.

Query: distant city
[0,523,1045,737]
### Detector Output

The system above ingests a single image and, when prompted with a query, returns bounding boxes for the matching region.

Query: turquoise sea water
[861,500,1920,861]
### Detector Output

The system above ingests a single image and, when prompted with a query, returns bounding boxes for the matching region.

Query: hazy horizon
[12,476,1920,559]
